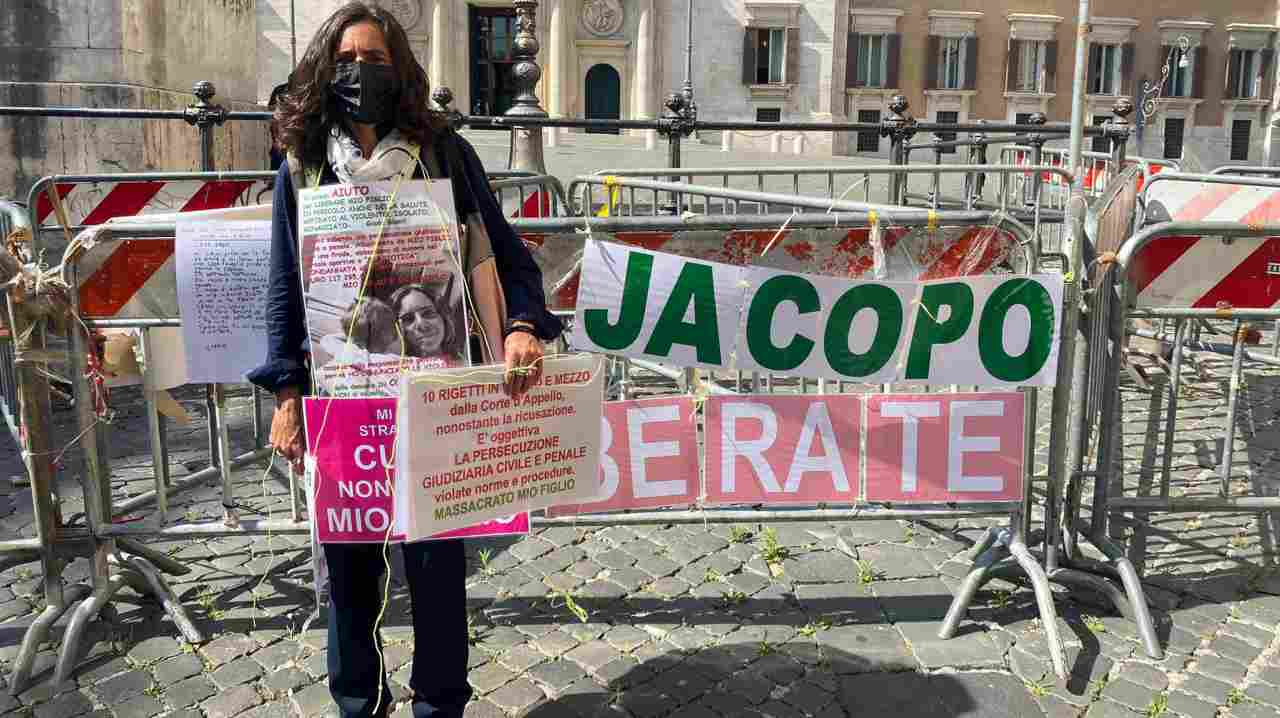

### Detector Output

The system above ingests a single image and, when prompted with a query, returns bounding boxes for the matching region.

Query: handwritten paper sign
[175,219,272,384]
[303,396,529,543]
[397,355,603,537]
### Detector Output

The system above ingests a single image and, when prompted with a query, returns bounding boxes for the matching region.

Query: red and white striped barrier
[42,179,270,319]
[36,179,271,229]
[1137,180,1280,309]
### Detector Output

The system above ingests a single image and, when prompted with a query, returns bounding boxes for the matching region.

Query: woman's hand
[270,386,306,473]
[503,329,544,400]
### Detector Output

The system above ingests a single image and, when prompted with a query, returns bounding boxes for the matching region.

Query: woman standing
[247,4,561,717]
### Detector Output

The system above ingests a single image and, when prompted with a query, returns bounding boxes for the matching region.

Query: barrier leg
[939,528,1006,638]
[212,384,238,525]
[1159,320,1188,499]
[1008,531,1068,680]
[9,583,89,695]
[116,537,190,577]
[54,575,125,685]
[6,294,81,694]
[122,555,204,644]
[1046,566,1133,620]
[1218,323,1246,498]
[1066,546,1162,659]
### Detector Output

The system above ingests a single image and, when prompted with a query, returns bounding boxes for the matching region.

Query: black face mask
[329,61,400,126]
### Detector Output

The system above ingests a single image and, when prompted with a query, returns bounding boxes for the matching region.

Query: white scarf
[325,125,420,184]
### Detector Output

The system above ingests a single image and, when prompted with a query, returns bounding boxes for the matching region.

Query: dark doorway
[469,6,518,120]
[585,64,621,134]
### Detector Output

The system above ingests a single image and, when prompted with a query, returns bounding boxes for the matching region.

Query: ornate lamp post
[507,0,548,173]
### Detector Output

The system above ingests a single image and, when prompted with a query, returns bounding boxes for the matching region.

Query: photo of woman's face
[396,289,446,357]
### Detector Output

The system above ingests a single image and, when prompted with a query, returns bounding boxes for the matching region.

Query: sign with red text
[303,397,528,543]
[704,395,861,505]
[549,397,699,516]
[397,355,603,537]
[865,392,1025,503]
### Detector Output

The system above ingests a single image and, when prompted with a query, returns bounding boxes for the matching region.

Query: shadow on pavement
[517,640,1010,717]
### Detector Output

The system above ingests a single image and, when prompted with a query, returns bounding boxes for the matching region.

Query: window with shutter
[885,34,901,89]
[857,110,881,152]
[746,28,787,84]
[1088,44,1123,95]
[1263,49,1276,100]
[1162,46,1194,97]
[846,32,861,88]
[1163,117,1185,159]
[785,27,800,85]
[756,108,782,122]
[1011,40,1048,93]
[963,37,978,90]
[1231,120,1251,161]
[861,35,887,87]
[940,38,966,89]
[1229,49,1260,99]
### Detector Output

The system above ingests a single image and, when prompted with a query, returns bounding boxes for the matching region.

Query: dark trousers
[324,539,472,718]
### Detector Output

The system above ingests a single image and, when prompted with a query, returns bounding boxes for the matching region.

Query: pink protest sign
[865,392,1025,503]
[303,397,528,543]
[704,395,860,505]
[548,397,699,516]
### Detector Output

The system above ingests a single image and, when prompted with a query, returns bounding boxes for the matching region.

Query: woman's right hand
[270,386,306,473]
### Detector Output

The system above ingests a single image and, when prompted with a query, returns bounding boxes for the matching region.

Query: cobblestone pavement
[0,138,1275,717]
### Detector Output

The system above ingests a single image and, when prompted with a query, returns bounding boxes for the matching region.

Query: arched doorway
[585,64,621,135]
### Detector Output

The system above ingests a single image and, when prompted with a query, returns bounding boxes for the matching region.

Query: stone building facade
[257,0,1280,166]
[0,0,270,201]
[6,0,1280,203]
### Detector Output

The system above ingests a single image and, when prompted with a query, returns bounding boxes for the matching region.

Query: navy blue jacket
[247,130,562,395]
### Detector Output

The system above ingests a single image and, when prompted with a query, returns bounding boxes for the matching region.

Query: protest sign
[303,396,528,543]
[703,395,861,505]
[865,392,1025,503]
[573,239,1063,387]
[298,180,467,397]
[549,397,699,516]
[398,354,603,537]
[175,218,272,383]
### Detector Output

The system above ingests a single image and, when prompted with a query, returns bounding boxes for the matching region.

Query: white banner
[573,240,1064,387]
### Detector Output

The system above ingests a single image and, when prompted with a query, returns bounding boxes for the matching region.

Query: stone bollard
[770,132,782,153]
[645,129,657,150]
[792,134,805,155]
[721,130,733,152]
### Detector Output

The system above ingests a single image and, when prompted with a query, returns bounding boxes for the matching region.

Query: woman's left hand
[503,331,544,400]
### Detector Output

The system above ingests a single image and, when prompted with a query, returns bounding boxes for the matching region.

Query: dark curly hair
[275,2,447,162]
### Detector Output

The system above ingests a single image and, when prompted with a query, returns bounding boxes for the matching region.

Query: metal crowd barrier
[572,164,1072,226]
[0,84,1116,692]
[14,190,1093,684]
[1047,162,1280,664]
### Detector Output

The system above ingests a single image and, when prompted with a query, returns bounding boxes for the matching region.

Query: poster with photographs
[298,180,469,397]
